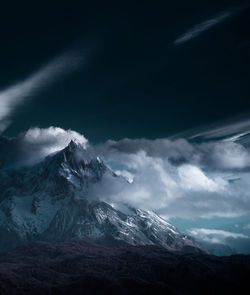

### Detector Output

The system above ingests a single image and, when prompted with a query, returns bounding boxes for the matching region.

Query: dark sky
[1,0,250,142]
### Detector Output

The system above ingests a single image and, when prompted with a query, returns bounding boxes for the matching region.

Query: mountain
[0,240,250,295]
[0,140,204,253]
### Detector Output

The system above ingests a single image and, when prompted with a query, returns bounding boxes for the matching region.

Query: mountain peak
[67,139,84,151]
[63,139,86,155]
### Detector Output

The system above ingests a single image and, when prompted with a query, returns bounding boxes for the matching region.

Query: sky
[1,0,250,255]
[0,0,250,141]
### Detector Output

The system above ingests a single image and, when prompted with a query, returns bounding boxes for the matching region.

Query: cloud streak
[0,49,85,132]
[188,228,249,244]
[189,118,250,141]
[174,10,232,45]
[188,228,250,254]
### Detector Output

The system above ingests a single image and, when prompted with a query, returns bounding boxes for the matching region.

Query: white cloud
[174,11,231,45]
[90,151,180,210]
[90,150,235,218]
[0,126,88,167]
[188,228,249,245]
[97,137,200,166]
[178,164,221,192]
[99,133,250,171]
[0,49,85,132]
[189,118,250,140]
[93,133,250,218]
[211,141,250,169]
[23,126,88,155]
[114,170,134,183]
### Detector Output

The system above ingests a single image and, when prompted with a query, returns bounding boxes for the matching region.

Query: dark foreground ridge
[0,240,250,295]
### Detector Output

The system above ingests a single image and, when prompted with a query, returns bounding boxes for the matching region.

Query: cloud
[173,5,247,45]
[188,228,249,244]
[98,135,250,171]
[189,118,250,141]
[209,141,250,169]
[188,228,250,254]
[2,120,250,219]
[91,149,234,218]
[102,138,197,161]
[0,49,85,132]
[92,130,250,218]
[0,126,88,168]
[178,164,220,192]
[22,126,88,154]
[174,12,231,45]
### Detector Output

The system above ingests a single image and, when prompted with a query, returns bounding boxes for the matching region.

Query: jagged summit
[67,138,88,150]
[62,139,100,165]
[63,139,87,156]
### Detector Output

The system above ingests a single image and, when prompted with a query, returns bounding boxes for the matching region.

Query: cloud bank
[91,120,250,218]
[0,49,85,132]
[1,121,250,220]
[96,145,250,218]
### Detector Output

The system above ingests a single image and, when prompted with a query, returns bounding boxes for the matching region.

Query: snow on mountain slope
[0,140,204,253]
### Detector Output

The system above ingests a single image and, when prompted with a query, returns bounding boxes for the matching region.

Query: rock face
[0,140,203,253]
[0,240,250,295]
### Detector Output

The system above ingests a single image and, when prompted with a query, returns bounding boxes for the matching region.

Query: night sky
[1,0,250,256]
[1,0,250,142]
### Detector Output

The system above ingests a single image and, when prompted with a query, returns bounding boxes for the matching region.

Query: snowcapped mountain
[0,140,204,253]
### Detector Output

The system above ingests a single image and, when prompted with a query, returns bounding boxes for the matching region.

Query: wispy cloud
[174,10,232,45]
[189,118,250,141]
[188,228,250,254]
[0,49,85,132]
[188,228,249,244]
